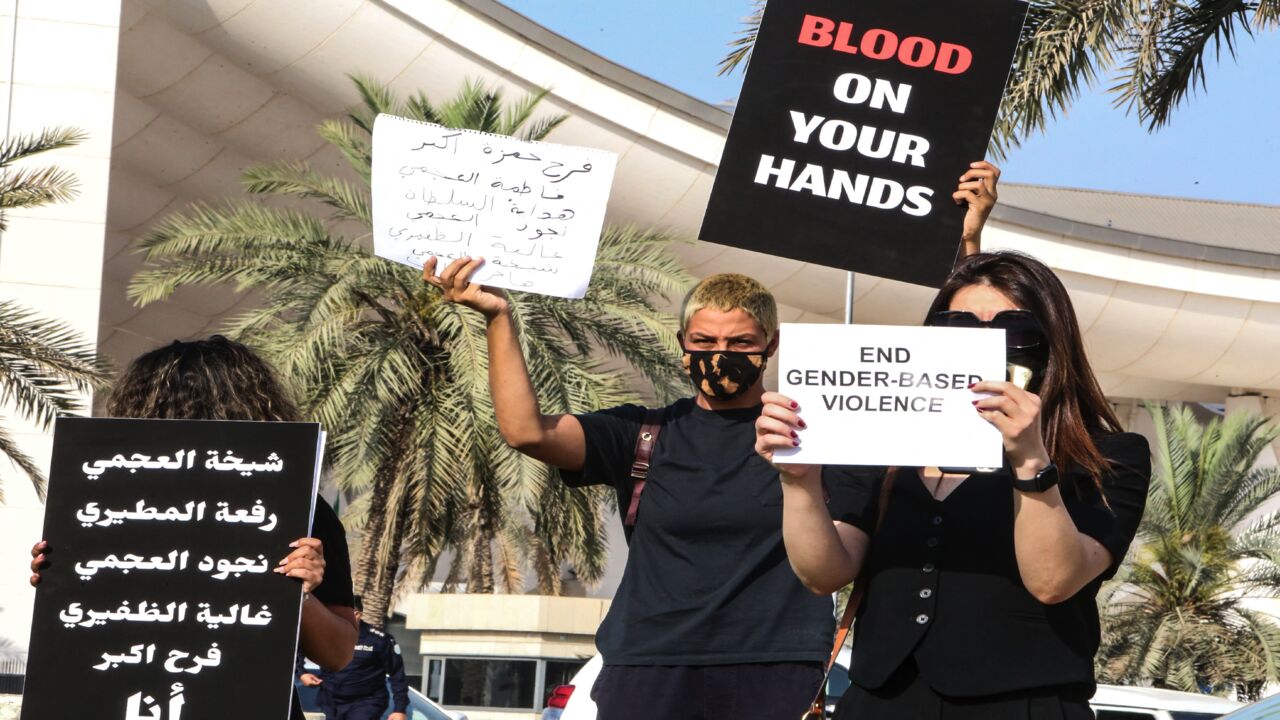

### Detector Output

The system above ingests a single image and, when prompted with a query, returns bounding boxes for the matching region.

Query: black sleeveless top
[845,433,1151,697]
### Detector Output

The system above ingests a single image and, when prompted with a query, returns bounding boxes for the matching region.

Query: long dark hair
[928,252,1121,485]
[107,335,300,422]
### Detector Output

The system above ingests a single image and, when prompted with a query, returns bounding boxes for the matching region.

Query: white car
[1090,684,1242,720]
[540,652,1244,720]
[540,654,601,720]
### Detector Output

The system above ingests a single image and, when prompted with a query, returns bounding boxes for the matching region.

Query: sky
[501,0,1280,206]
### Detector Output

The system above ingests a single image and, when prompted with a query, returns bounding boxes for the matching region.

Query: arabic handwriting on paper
[372,114,618,298]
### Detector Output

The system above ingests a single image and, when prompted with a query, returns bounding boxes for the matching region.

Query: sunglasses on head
[925,309,1046,349]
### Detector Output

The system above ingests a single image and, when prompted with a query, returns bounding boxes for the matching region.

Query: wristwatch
[1012,463,1059,493]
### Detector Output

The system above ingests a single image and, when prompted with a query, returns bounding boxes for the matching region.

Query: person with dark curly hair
[29,335,358,720]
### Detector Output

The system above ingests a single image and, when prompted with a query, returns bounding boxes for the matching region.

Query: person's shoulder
[1094,431,1151,464]
[311,496,344,530]
[588,399,691,424]
[584,403,647,422]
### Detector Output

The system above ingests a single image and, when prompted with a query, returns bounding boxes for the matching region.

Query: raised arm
[424,256,587,470]
[954,161,1001,261]
[972,380,1113,604]
[755,392,871,596]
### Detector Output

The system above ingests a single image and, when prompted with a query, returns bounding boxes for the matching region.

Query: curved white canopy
[102,0,1280,402]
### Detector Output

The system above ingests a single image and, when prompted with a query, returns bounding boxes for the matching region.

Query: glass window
[545,660,586,689]
[442,658,537,709]
[426,659,444,700]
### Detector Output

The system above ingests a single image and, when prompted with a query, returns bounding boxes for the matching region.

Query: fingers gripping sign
[30,539,48,587]
[275,537,326,595]
[755,392,820,482]
[955,161,1001,243]
[970,380,1051,473]
[422,256,509,319]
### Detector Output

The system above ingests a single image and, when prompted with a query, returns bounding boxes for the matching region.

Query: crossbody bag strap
[803,468,898,719]
[624,408,665,528]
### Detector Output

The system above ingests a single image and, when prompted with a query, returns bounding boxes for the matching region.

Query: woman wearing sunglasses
[755,251,1151,720]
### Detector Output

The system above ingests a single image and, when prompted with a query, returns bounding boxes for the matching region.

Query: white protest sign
[371,114,618,298]
[776,323,1005,468]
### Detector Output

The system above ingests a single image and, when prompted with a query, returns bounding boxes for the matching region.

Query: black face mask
[682,349,767,401]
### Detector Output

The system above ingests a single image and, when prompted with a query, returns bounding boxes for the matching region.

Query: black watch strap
[1012,463,1059,493]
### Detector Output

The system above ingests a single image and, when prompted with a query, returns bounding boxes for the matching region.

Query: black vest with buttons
[849,465,1108,697]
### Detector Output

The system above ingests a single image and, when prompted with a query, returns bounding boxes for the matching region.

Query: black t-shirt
[289,496,355,720]
[845,433,1151,697]
[562,398,873,666]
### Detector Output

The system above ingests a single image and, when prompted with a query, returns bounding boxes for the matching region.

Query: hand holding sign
[755,391,818,481]
[972,380,1052,476]
[775,323,1005,468]
[422,255,510,320]
[957,161,1001,255]
[372,114,618,299]
[700,0,1027,287]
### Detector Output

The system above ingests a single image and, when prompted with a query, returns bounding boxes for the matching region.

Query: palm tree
[0,127,85,232]
[129,76,693,624]
[0,127,112,503]
[1096,403,1280,701]
[718,2,1280,157]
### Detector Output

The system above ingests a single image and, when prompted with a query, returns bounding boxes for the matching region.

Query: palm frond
[0,301,111,428]
[717,1,767,77]
[0,421,47,502]
[0,127,88,167]
[1112,0,1252,129]
[0,166,80,224]
[241,160,372,224]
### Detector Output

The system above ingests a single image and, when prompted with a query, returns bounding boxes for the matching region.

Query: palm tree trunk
[353,468,391,597]
[363,507,407,628]
[468,529,495,594]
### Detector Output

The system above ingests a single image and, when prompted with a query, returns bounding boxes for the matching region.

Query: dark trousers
[591,662,823,720]
[321,696,387,720]
[834,660,1094,720]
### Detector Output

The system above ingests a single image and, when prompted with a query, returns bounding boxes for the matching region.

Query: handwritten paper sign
[700,0,1028,287]
[22,418,325,720]
[775,323,1005,467]
[371,114,618,298]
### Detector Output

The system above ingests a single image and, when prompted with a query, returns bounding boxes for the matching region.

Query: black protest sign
[700,0,1028,288]
[22,418,324,720]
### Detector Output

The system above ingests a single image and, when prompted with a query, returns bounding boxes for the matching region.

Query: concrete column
[0,0,121,657]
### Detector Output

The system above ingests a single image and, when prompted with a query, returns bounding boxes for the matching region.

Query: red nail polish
[792,440,800,447]
[790,431,798,439]
[790,402,799,409]
[971,400,979,405]
[967,383,976,389]
[798,419,808,428]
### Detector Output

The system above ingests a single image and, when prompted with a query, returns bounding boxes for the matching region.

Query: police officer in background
[298,597,409,720]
